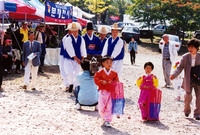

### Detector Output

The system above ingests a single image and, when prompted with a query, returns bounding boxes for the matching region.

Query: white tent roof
[64,2,95,19]
[24,0,44,18]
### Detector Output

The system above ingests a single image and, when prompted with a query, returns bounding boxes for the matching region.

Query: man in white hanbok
[102,23,124,80]
[63,22,87,93]
[59,23,71,91]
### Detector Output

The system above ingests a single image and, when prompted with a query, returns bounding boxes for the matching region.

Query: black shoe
[39,70,44,73]
[185,114,189,117]
[38,66,44,73]
[69,84,73,93]
[195,117,200,120]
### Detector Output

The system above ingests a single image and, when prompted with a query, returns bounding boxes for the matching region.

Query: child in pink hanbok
[94,56,119,127]
[137,62,162,121]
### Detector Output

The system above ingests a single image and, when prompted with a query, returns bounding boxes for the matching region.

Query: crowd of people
[0,20,200,127]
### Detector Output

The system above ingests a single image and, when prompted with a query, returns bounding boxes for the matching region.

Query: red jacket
[94,69,119,91]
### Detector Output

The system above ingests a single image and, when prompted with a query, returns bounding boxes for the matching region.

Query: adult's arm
[101,40,108,56]
[80,37,87,58]
[63,37,75,58]
[171,55,185,79]
[111,38,124,58]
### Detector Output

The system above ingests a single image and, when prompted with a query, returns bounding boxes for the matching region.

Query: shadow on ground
[143,120,169,130]
[101,125,131,135]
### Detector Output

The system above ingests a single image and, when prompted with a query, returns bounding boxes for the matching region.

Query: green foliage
[84,0,112,14]
[128,0,200,33]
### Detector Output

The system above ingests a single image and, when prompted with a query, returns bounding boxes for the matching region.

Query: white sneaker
[104,121,111,127]
[76,103,81,110]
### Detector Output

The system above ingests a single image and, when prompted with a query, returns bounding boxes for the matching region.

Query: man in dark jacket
[0,43,4,92]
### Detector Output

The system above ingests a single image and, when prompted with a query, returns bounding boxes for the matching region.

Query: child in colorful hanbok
[137,62,162,121]
[172,61,184,101]
[94,56,124,127]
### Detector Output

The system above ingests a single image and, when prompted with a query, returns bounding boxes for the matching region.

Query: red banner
[110,15,120,21]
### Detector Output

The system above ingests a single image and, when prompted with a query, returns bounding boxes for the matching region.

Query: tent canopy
[23,0,44,18]
[64,2,95,19]
[1,0,93,26]
[5,0,36,14]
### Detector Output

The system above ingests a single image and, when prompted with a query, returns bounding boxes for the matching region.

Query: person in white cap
[102,23,124,80]
[98,26,108,54]
[59,23,72,91]
[63,22,87,93]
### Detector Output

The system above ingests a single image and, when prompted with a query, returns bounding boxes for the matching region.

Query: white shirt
[29,41,34,49]
[63,34,87,58]
[101,36,124,58]
[86,33,94,40]
[35,31,43,44]
[191,54,196,67]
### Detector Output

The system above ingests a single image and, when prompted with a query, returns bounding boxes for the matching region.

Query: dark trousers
[0,66,3,86]
[40,44,46,67]
[2,56,13,70]
[14,59,21,71]
[162,59,172,85]
[130,49,136,65]
[3,57,21,71]
[40,56,45,67]
[74,86,80,104]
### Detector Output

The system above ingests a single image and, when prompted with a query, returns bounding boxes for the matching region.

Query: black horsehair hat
[86,22,94,30]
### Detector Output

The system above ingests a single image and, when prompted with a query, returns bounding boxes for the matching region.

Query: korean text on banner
[45,1,73,24]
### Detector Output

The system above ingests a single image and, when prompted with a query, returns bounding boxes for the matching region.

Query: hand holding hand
[74,56,81,64]
[102,80,107,85]
[107,80,112,84]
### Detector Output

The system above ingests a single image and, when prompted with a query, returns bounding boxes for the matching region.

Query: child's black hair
[187,38,200,50]
[144,62,154,70]
[81,59,90,70]
[101,55,113,63]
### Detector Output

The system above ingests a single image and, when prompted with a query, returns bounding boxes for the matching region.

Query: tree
[84,0,112,24]
[128,0,200,39]
[127,0,165,27]
[161,0,200,40]
[114,0,128,22]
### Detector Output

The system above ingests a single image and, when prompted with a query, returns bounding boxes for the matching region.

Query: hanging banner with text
[45,1,72,24]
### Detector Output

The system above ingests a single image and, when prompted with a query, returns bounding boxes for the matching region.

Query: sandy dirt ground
[0,42,200,135]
